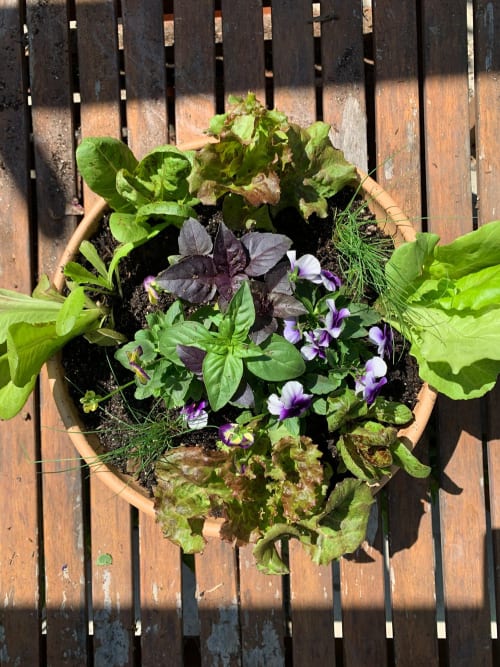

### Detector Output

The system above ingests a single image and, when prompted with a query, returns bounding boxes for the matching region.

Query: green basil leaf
[203,351,243,411]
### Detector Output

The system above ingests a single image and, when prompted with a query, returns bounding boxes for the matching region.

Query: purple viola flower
[368,324,393,359]
[283,318,302,344]
[301,329,329,361]
[180,400,209,430]
[287,251,322,283]
[355,356,388,405]
[143,275,160,305]
[126,346,151,384]
[267,381,312,420]
[218,423,254,449]
[320,270,342,292]
[324,298,350,338]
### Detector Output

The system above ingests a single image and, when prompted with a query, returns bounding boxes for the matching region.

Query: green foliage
[380,221,500,398]
[188,93,357,227]
[0,280,106,418]
[153,433,368,574]
[76,138,198,246]
[117,281,305,412]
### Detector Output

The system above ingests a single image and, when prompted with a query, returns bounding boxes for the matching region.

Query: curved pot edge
[46,163,438,539]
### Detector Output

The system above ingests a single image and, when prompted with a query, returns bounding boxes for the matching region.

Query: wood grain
[473,0,500,225]
[321,0,368,169]
[421,0,472,243]
[174,0,216,145]
[422,2,492,663]
[121,0,169,156]
[26,1,88,662]
[288,541,336,664]
[271,0,316,125]
[195,539,241,666]
[340,500,388,666]
[139,519,184,664]
[238,544,286,666]
[74,0,122,208]
[475,0,500,644]
[220,0,266,102]
[387,437,440,666]
[0,9,39,662]
[372,0,422,226]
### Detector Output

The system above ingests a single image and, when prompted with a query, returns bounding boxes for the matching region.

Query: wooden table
[1,2,499,665]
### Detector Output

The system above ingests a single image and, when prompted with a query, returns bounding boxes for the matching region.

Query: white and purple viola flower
[267,381,312,421]
[320,270,342,292]
[355,356,388,405]
[301,328,330,360]
[287,251,342,291]
[181,400,209,430]
[324,298,350,339]
[287,250,322,283]
[368,324,393,359]
[283,317,302,344]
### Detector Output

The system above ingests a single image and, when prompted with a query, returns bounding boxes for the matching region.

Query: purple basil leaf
[250,315,277,344]
[213,222,248,278]
[178,217,213,256]
[241,232,292,276]
[231,380,255,408]
[269,293,308,318]
[155,256,217,303]
[176,345,206,377]
[264,260,293,294]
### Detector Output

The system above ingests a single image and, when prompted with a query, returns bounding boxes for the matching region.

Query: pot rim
[46,155,437,539]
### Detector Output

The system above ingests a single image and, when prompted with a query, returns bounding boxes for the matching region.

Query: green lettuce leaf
[381,221,500,399]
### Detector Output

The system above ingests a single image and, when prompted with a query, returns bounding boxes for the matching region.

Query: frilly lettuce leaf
[381,220,500,399]
[253,478,374,574]
[188,93,357,223]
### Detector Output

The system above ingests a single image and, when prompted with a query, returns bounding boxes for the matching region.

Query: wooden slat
[139,520,184,664]
[473,0,500,225]
[90,488,134,665]
[321,0,368,169]
[387,437,440,666]
[474,0,500,640]
[340,501,388,666]
[74,0,121,208]
[437,399,492,665]
[271,0,316,125]
[421,0,472,244]
[119,6,186,661]
[421,2,492,663]
[121,0,169,156]
[220,0,266,102]
[0,1,40,661]
[238,544,286,666]
[486,384,500,636]
[372,0,422,226]
[26,0,89,661]
[174,0,216,145]
[373,4,438,661]
[195,539,241,666]
[72,4,136,662]
[288,541,336,664]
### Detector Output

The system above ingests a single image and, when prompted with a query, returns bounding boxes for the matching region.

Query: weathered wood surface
[0,2,499,665]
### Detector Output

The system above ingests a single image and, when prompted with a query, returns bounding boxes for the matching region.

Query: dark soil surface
[63,193,421,491]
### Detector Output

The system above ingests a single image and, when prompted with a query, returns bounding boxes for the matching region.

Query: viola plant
[2,93,500,573]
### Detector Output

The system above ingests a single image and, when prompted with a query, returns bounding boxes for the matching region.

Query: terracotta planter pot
[46,165,437,540]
